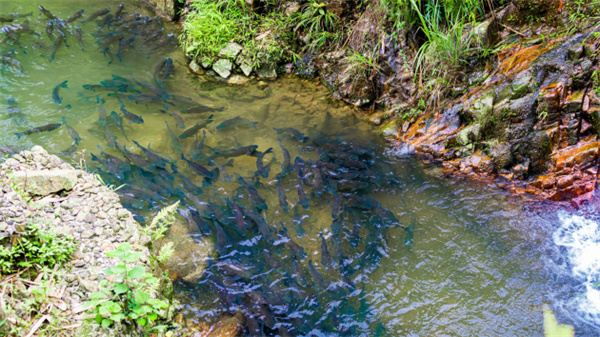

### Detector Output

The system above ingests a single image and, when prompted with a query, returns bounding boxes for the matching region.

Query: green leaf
[113,283,129,295]
[110,313,126,322]
[135,290,150,304]
[128,265,146,279]
[137,317,147,327]
[148,313,158,322]
[95,314,103,324]
[103,267,115,275]
[102,318,112,329]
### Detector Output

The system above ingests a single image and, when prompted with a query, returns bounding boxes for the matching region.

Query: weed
[294,0,339,37]
[340,51,382,84]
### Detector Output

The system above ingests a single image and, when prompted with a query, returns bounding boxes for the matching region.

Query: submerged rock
[11,170,77,196]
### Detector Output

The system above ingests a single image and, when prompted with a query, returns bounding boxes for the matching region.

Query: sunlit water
[1,1,600,335]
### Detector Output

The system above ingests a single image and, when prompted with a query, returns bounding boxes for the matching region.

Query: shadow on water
[2,1,600,336]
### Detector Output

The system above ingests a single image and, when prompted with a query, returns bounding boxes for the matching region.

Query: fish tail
[223,159,234,167]
[170,164,178,173]
[252,121,258,129]
[217,106,224,111]
[62,80,68,88]
[62,116,66,123]
[15,132,23,139]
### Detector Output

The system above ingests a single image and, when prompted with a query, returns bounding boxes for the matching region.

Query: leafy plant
[294,0,340,37]
[340,51,382,83]
[86,242,169,332]
[0,223,76,275]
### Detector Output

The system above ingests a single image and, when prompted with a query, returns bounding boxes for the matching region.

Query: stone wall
[143,0,178,20]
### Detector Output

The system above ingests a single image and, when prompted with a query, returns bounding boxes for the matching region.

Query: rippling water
[1,1,599,335]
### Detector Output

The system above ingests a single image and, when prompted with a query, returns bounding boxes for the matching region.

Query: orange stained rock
[554,141,599,171]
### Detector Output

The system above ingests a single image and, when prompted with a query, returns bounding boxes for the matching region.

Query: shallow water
[1,1,599,335]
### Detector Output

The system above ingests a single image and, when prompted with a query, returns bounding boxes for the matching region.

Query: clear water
[1,1,599,335]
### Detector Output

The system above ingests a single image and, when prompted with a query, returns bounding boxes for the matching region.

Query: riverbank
[0,146,173,336]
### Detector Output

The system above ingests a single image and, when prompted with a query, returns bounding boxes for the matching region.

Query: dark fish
[58,144,78,156]
[209,159,233,183]
[38,6,58,20]
[181,154,214,178]
[83,8,111,24]
[212,217,228,254]
[15,123,61,138]
[307,259,327,291]
[278,139,292,176]
[101,32,123,49]
[312,167,325,197]
[146,33,176,51]
[118,142,154,172]
[116,36,135,61]
[118,194,144,209]
[50,33,64,60]
[321,151,359,162]
[237,176,267,211]
[97,146,130,172]
[165,121,181,153]
[289,257,306,287]
[191,131,206,161]
[404,217,415,249]
[188,208,210,234]
[228,199,247,235]
[292,206,306,238]
[73,26,84,50]
[342,194,373,209]
[114,2,125,19]
[254,147,273,178]
[218,262,252,280]
[65,9,84,23]
[91,152,123,179]
[178,115,213,139]
[243,209,275,244]
[132,141,166,168]
[103,46,114,64]
[279,222,305,259]
[45,21,54,40]
[0,12,32,23]
[61,116,81,144]
[171,164,203,195]
[350,214,362,248]
[211,145,258,159]
[339,160,368,170]
[263,250,284,271]
[52,80,68,105]
[154,57,174,86]
[109,111,127,139]
[319,231,333,269]
[337,179,369,192]
[330,193,342,219]
[180,104,224,114]
[297,180,310,210]
[276,176,289,213]
[274,127,308,142]
[118,100,143,124]
[160,108,184,129]
[294,156,305,179]
[215,116,258,130]
[7,96,26,126]
[104,125,116,148]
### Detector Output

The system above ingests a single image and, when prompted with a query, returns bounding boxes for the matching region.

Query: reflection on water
[2,1,599,335]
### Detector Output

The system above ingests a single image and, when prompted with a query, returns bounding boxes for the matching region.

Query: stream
[1,0,599,335]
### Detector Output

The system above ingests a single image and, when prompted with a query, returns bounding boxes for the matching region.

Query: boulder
[239,62,253,77]
[227,75,250,85]
[256,63,277,80]
[145,0,178,20]
[218,42,243,59]
[207,311,246,337]
[212,59,233,79]
[188,60,204,75]
[11,170,77,196]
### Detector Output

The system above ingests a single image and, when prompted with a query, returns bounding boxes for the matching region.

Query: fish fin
[223,159,234,167]
[15,133,23,139]
[252,121,258,129]
[62,116,66,123]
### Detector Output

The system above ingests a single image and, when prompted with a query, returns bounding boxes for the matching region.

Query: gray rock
[218,42,243,59]
[79,279,98,293]
[227,75,249,85]
[189,60,204,74]
[11,170,77,196]
[256,63,277,80]
[239,62,253,77]
[213,59,233,79]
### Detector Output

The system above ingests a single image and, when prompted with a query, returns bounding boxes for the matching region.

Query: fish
[45,21,54,40]
[404,217,415,249]
[118,100,143,123]
[210,145,258,159]
[132,141,167,168]
[7,96,26,126]
[116,36,135,61]
[276,176,289,213]
[73,26,84,50]
[212,217,228,254]
[321,151,359,162]
[0,12,32,23]
[58,144,78,156]
[38,6,58,20]
[83,8,111,24]
[165,121,181,153]
[208,158,233,183]
[307,259,327,291]
[228,199,247,235]
[237,176,268,211]
[146,33,176,51]
[171,164,203,195]
[109,111,127,139]
[15,123,61,138]
[342,194,373,209]
[297,181,310,210]
[218,262,252,280]
[118,142,154,173]
[191,131,206,161]
[52,80,68,105]
[65,9,84,23]
[292,206,306,238]
[178,115,213,139]
[337,179,369,192]
[254,147,273,178]
[278,139,293,176]
[100,32,123,49]
[50,33,64,60]
[339,160,368,170]
[330,193,342,219]
[181,154,215,178]
[289,257,306,287]
[114,2,125,19]
[215,116,258,130]
[1,55,21,72]
[102,47,114,64]
[154,57,174,86]
[158,108,184,129]
[243,209,275,244]
[319,231,333,269]
[104,125,117,148]
[263,250,284,271]
[90,153,123,180]
[312,167,325,197]
[188,208,210,234]
[350,212,362,248]
[274,127,308,142]
[180,104,224,114]
[61,116,81,144]
[279,222,305,259]
[97,146,130,172]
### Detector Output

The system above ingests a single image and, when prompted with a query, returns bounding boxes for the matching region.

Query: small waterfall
[554,212,600,326]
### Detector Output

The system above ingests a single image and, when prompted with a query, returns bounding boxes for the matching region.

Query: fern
[157,242,175,263]
[146,201,179,241]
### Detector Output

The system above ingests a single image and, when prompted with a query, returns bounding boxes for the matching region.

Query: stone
[381,120,399,138]
[189,60,204,74]
[227,75,250,85]
[145,0,177,20]
[256,64,277,80]
[79,279,98,293]
[490,143,513,169]
[0,223,6,231]
[218,43,243,59]
[206,311,246,337]
[11,170,77,196]
[212,59,233,79]
[239,62,253,77]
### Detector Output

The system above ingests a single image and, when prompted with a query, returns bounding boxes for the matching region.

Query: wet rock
[188,60,204,75]
[470,16,498,48]
[490,143,513,169]
[219,42,243,59]
[206,311,246,337]
[227,75,250,85]
[11,170,77,196]
[213,59,233,79]
[381,120,399,138]
[239,62,253,77]
[457,123,482,145]
[256,63,277,80]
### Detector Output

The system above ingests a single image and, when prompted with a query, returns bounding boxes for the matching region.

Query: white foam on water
[554,212,600,325]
